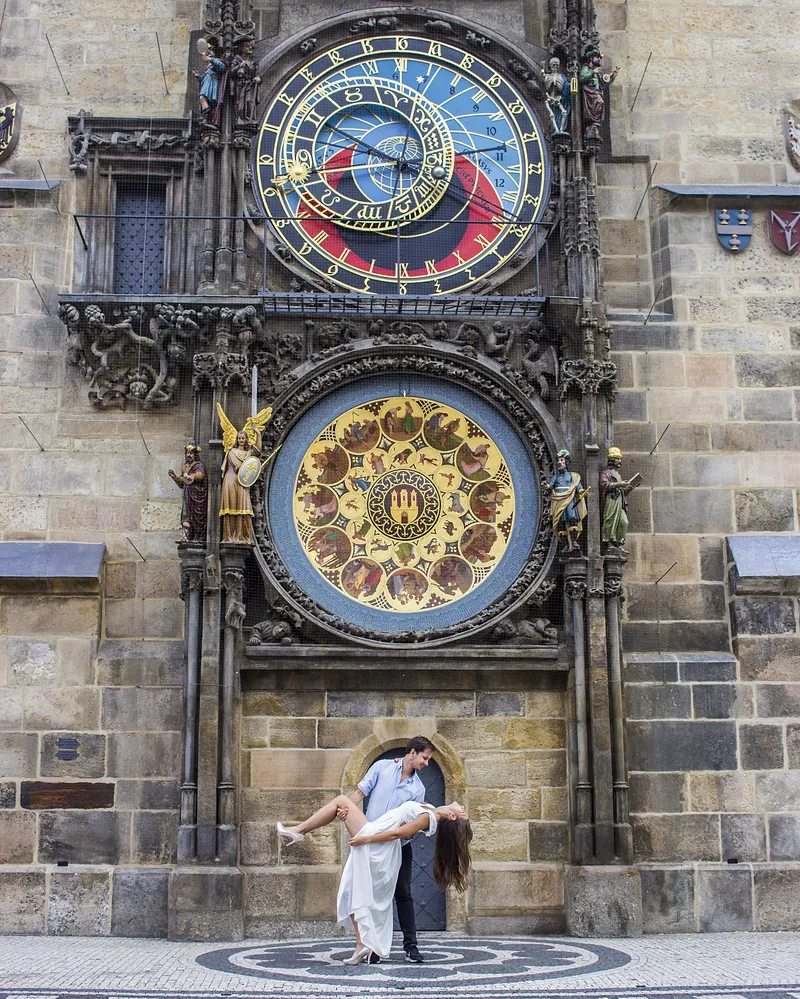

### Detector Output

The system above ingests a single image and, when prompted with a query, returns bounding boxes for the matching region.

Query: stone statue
[545,448,589,551]
[231,37,261,125]
[600,446,641,549]
[217,403,273,544]
[544,57,571,137]
[169,441,208,543]
[579,45,619,141]
[193,37,227,123]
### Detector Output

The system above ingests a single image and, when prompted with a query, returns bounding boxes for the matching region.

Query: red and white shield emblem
[769,210,800,255]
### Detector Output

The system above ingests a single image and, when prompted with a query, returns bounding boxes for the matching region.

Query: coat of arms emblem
[715,208,751,253]
[784,112,800,171]
[0,83,20,164]
[769,210,800,255]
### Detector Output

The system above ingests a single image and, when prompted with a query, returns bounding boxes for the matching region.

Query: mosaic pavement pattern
[2,932,800,999]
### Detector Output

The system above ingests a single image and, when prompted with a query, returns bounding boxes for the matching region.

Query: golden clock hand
[403,159,523,224]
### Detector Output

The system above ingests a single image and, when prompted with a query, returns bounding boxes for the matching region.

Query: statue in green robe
[600,447,641,548]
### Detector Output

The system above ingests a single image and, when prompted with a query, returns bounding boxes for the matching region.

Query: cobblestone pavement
[0,932,799,999]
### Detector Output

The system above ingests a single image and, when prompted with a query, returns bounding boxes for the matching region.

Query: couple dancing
[277,736,472,966]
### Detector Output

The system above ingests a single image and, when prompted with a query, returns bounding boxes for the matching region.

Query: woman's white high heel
[276,822,305,845]
[342,944,372,965]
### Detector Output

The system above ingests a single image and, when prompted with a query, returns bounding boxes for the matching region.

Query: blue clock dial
[255,35,550,295]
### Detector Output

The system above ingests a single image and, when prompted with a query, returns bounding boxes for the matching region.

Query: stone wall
[238,684,569,936]
[626,650,800,931]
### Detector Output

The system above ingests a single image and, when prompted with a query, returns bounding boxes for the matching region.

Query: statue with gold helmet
[600,446,641,548]
[216,403,273,544]
[545,448,589,551]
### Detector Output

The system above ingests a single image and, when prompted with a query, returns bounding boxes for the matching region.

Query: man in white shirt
[342,735,434,963]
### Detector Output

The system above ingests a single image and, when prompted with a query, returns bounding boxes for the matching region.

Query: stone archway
[341,726,468,931]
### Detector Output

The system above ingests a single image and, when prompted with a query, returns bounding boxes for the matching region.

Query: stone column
[564,556,593,863]
[604,549,633,863]
[177,542,206,862]
[218,543,246,866]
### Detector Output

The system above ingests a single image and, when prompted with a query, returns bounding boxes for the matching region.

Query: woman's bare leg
[284,794,367,837]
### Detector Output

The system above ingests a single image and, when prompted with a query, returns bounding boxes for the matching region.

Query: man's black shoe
[368,953,381,965]
[405,946,424,963]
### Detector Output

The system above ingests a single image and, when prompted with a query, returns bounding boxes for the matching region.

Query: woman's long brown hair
[433,817,472,892]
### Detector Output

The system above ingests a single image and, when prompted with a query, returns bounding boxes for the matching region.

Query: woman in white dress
[277,794,471,965]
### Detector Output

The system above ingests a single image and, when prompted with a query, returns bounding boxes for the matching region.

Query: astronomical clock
[249,9,561,646]
[253,21,552,296]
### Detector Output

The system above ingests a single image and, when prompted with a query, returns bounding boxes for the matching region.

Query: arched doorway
[366,747,446,932]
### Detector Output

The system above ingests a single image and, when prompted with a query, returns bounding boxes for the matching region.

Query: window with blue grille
[113,181,167,295]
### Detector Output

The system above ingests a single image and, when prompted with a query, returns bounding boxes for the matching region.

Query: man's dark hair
[406,736,435,755]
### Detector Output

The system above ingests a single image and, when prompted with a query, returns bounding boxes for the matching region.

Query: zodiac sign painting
[292,396,516,611]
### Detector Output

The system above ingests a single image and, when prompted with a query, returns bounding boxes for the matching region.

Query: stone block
[104,598,183,640]
[625,655,679,683]
[106,731,182,778]
[754,866,800,931]
[139,560,182,599]
[101,687,183,732]
[0,810,35,862]
[629,772,688,814]
[50,498,140,533]
[652,490,734,535]
[787,724,800,768]
[685,354,735,389]
[732,597,796,636]
[721,814,767,862]
[21,781,114,809]
[541,787,569,821]
[56,638,94,686]
[280,822,339,866]
[242,691,325,717]
[476,692,523,716]
[756,684,800,717]
[168,867,244,941]
[39,732,105,778]
[737,636,800,681]
[326,692,392,717]
[690,772,754,813]
[768,815,800,861]
[0,869,46,934]
[633,352,685,388]
[111,869,169,938]
[115,779,180,810]
[692,684,752,719]
[244,868,298,920]
[241,789,340,823]
[464,751,526,787]
[393,693,475,717]
[737,350,800,386]
[627,583,727,623]
[468,788,541,821]
[0,782,16,807]
[241,717,269,749]
[0,496,48,533]
[628,721,737,771]
[502,719,565,750]
[0,688,22,729]
[1,596,99,638]
[249,749,350,789]
[0,733,38,777]
[471,821,528,862]
[735,489,795,535]
[698,866,753,932]
[270,717,317,748]
[614,390,647,421]
[437,718,503,749]
[240,823,279,866]
[472,865,563,912]
[564,866,642,937]
[22,687,99,731]
[39,810,130,864]
[48,870,110,936]
[633,814,721,862]
[670,455,741,489]
[739,724,785,770]
[755,773,800,812]
[525,750,566,786]
[132,811,177,864]
[316,718,373,749]
[640,866,696,934]
[528,821,569,861]
[742,390,794,422]
[524,691,565,717]
[625,684,692,720]
[10,638,56,685]
[298,869,339,920]
[679,655,738,682]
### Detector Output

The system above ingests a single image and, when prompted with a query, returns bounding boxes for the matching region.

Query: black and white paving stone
[0,933,799,999]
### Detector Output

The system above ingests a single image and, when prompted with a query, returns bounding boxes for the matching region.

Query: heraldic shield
[0,83,20,164]
[715,208,752,252]
[237,455,263,488]
[769,210,800,255]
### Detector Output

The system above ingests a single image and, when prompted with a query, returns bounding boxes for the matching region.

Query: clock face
[254,34,550,296]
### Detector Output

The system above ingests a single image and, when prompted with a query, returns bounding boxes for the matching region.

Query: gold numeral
[395,57,408,73]
[425,259,438,275]
[360,38,375,55]
[528,161,543,175]
[460,54,474,70]
[428,41,442,57]
[487,74,502,88]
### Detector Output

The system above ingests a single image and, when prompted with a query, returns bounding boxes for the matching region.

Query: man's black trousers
[394,842,417,950]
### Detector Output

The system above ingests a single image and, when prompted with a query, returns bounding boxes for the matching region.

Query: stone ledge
[0,542,105,595]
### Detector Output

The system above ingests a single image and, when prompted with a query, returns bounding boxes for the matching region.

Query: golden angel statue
[217,403,273,544]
